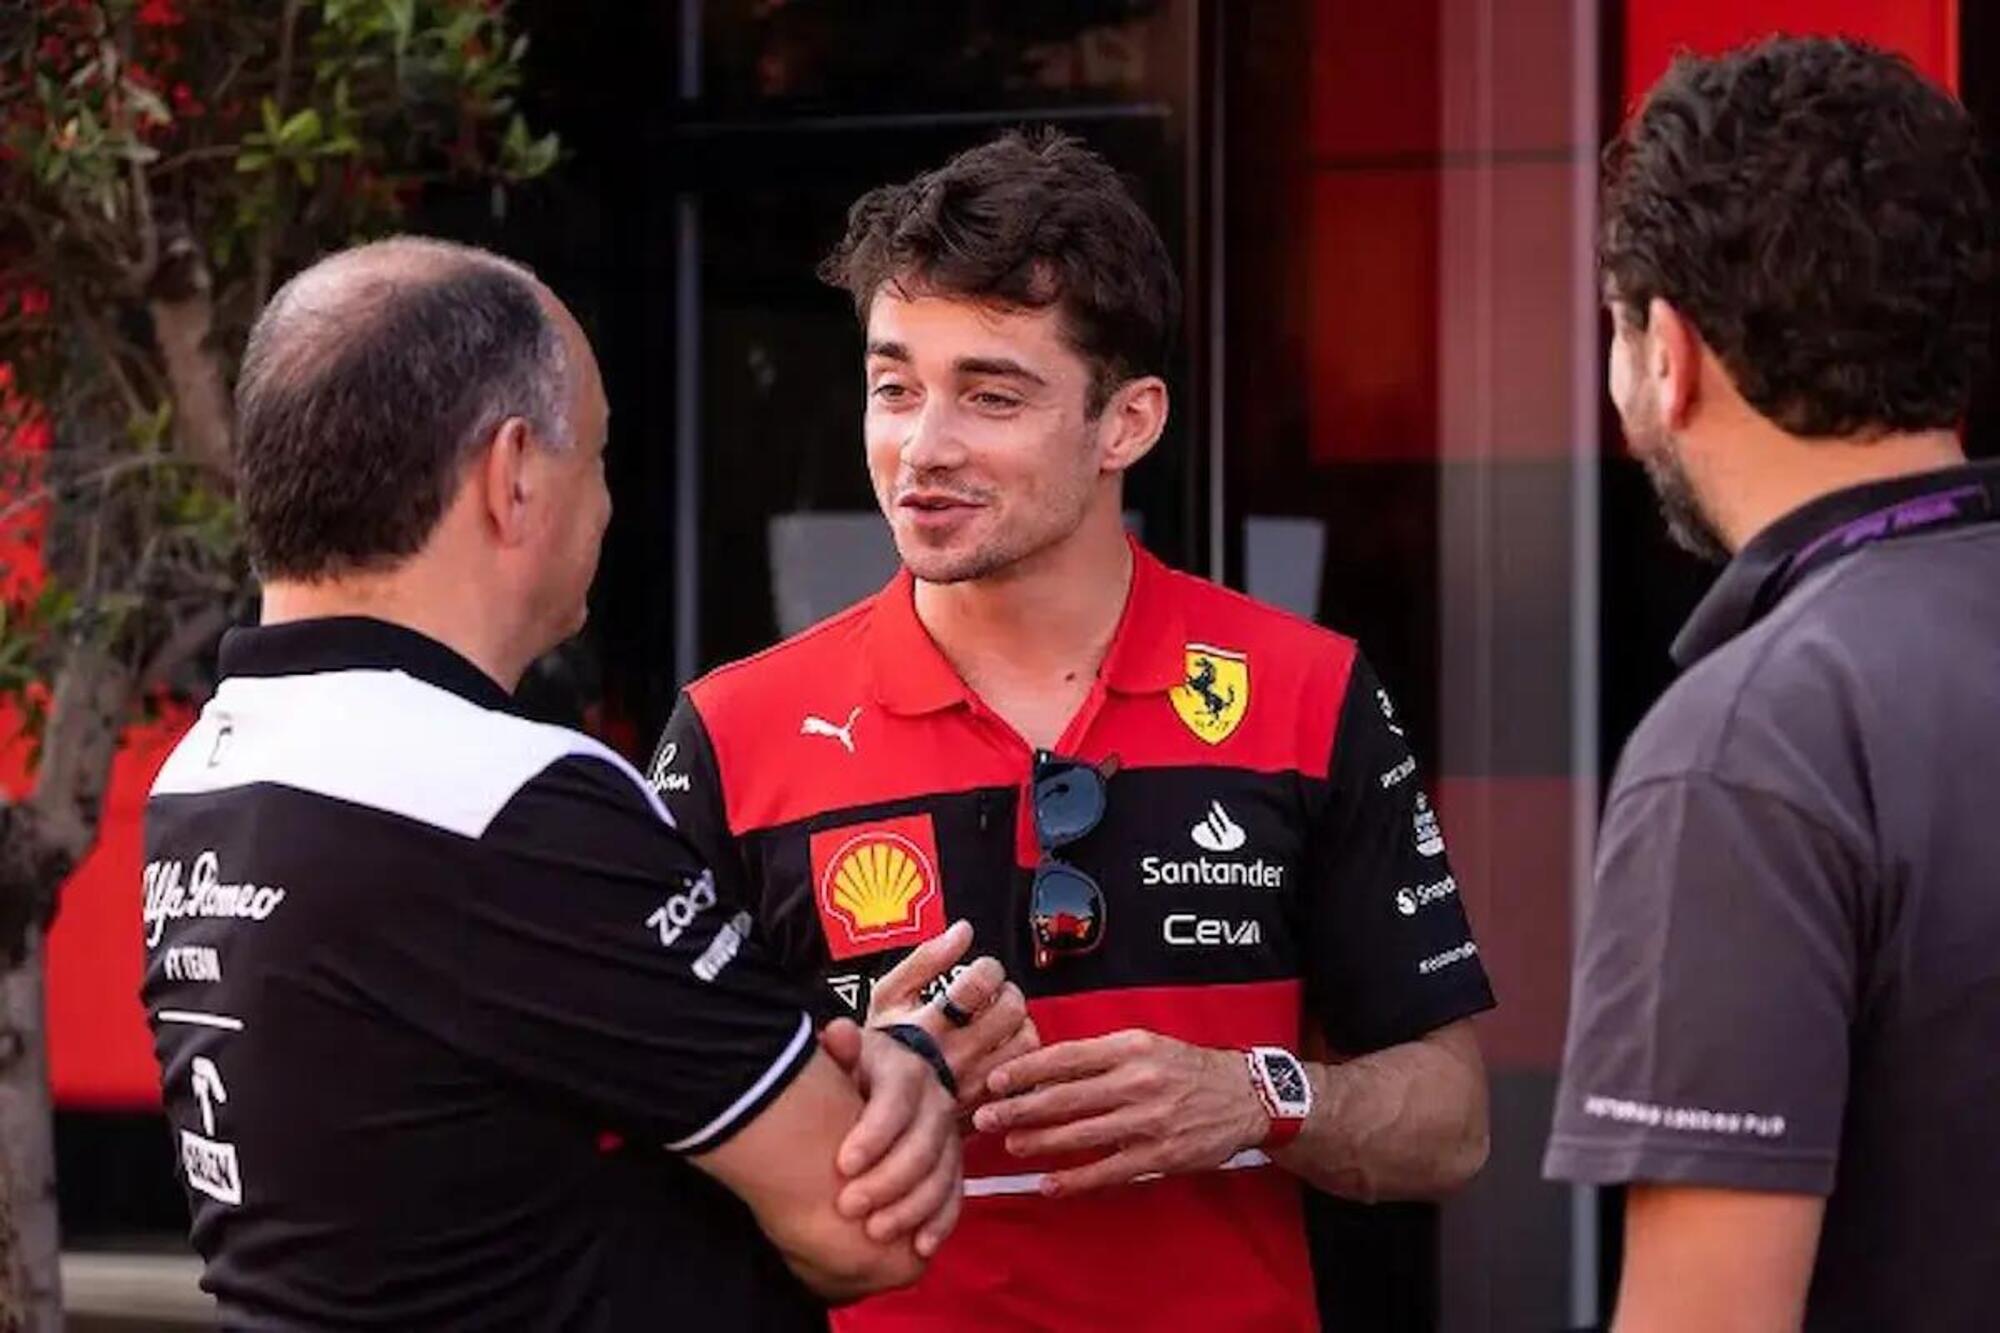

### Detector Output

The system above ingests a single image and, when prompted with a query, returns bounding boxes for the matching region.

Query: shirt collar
[218,616,518,713]
[864,537,1188,716]
[1101,540,1188,695]
[863,570,967,716]
[1672,458,2000,668]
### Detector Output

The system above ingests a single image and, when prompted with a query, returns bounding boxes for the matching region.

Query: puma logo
[801,706,863,754]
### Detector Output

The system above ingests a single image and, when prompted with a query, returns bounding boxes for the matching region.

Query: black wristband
[879,1023,958,1098]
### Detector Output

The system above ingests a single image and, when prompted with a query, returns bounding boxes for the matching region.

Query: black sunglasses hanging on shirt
[1028,751,1114,969]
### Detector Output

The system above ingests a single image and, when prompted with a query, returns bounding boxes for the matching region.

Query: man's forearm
[1272,1023,1489,1201]
[1610,1186,1822,1333]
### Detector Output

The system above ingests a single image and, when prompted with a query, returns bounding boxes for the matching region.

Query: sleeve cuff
[667,1011,817,1156]
[1542,1134,1836,1195]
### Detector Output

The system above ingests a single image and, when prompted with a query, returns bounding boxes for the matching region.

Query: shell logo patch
[809,814,946,960]
[1169,643,1249,745]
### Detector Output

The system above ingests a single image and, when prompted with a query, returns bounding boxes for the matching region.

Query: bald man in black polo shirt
[1546,38,2000,1333]
[143,238,986,1330]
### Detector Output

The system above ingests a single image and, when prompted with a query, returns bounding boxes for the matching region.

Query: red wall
[10,716,187,1107]
[1298,0,1962,470]
[1303,2,1442,465]
[1626,0,1958,101]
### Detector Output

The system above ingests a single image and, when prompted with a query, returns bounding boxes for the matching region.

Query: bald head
[236,236,574,581]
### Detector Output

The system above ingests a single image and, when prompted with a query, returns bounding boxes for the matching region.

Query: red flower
[136,0,183,26]
[0,363,12,391]
[17,288,50,319]
[170,83,201,117]
[12,418,52,454]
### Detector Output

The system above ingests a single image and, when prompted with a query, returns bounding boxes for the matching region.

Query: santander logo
[1190,801,1247,853]
[1141,799,1284,889]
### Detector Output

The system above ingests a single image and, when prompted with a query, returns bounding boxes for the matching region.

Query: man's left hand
[973,1029,1268,1197]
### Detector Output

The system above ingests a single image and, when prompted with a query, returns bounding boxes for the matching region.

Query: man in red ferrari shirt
[651,129,1494,1330]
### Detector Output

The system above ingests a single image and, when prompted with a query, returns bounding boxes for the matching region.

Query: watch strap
[880,1023,958,1098]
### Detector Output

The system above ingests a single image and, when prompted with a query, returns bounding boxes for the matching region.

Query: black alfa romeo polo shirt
[652,540,1495,1332]
[1546,460,2000,1332]
[143,618,825,1332]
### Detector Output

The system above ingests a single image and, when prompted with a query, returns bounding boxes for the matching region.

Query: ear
[1646,298,1703,431]
[478,417,536,548]
[1096,375,1169,476]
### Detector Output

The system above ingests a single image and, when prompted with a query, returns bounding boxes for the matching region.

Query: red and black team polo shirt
[652,540,1495,1333]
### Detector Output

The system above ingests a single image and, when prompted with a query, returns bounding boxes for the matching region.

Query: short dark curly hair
[820,128,1181,416]
[1602,35,1995,437]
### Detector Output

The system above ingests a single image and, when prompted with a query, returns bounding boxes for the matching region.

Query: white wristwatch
[1245,1045,1312,1149]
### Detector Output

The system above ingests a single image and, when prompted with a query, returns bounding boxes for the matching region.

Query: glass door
[656,1,1207,699]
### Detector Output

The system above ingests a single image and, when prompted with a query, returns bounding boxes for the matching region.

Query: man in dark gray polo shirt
[1546,37,2000,1333]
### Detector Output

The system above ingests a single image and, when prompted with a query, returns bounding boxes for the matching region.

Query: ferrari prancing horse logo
[1170,644,1249,745]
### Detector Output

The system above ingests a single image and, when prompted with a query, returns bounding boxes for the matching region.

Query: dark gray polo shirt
[1546,460,2000,1332]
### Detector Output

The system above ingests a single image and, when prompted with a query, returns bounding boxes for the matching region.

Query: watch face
[1261,1052,1307,1107]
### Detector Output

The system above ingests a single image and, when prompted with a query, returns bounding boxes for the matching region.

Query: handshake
[818,919,1280,1267]
[816,919,1039,1261]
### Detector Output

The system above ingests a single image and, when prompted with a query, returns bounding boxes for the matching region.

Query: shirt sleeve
[1301,651,1495,1053]
[652,694,845,1027]
[649,693,753,909]
[1543,772,1859,1194]
[353,753,819,1156]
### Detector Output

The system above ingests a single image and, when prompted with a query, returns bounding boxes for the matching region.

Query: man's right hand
[818,1019,963,1258]
[864,919,1040,1111]
[802,923,1036,1264]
